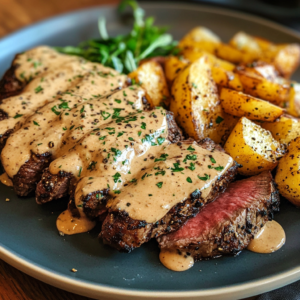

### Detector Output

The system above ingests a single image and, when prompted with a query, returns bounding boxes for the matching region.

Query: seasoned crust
[12,152,52,196]
[158,171,280,260]
[100,160,238,253]
[0,64,25,101]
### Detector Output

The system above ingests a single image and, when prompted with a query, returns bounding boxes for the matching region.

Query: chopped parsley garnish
[154,153,169,162]
[138,131,142,136]
[111,147,122,157]
[130,178,137,183]
[80,106,85,113]
[112,172,121,183]
[128,137,134,141]
[198,174,210,181]
[216,116,224,124]
[13,114,23,119]
[141,122,146,130]
[33,121,40,126]
[141,173,147,180]
[78,166,82,177]
[186,177,192,183]
[192,82,197,89]
[214,166,224,171]
[149,194,153,197]
[209,156,216,164]
[70,125,75,130]
[157,137,165,145]
[183,154,197,162]
[114,99,122,104]
[117,132,125,137]
[114,190,121,194]
[123,91,127,97]
[87,161,97,170]
[187,145,195,151]
[62,127,67,131]
[112,108,123,119]
[101,111,111,120]
[188,163,195,171]
[37,143,42,146]
[34,86,43,93]
[58,102,69,109]
[155,170,166,176]
[156,182,163,188]
[171,162,184,172]
[51,106,60,115]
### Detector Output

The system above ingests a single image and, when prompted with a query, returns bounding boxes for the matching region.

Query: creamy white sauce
[0,173,13,186]
[159,249,194,271]
[56,209,96,235]
[248,220,285,253]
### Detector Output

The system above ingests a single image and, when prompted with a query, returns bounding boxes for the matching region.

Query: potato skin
[164,56,188,85]
[224,117,284,176]
[275,137,300,206]
[128,61,170,108]
[170,56,236,144]
[220,88,284,122]
[235,66,290,105]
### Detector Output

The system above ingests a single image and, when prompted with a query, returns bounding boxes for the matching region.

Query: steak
[36,110,182,205]
[100,140,238,253]
[0,64,25,101]
[157,171,279,260]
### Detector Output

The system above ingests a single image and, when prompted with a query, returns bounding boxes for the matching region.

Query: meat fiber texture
[158,171,280,260]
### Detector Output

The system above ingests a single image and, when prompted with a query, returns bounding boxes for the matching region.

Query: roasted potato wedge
[182,48,235,71]
[287,82,300,117]
[212,67,243,91]
[178,27,220,50]
[129,61,170,108]
[224,117,285,176]
[261,114,300,149]
[220,88,284,122]
[164,56,188,85]
[235,65,290,105]
[275,137,300,206]
[214,43,244,64]
[170,56,236,144]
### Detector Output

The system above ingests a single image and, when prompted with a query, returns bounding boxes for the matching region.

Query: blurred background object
[0,0,300,38]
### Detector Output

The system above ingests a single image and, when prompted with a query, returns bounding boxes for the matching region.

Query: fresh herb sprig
[55,0,178,74]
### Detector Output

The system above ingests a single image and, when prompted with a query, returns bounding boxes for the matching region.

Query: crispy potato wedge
[164,56,188,85]
[273,44,300,79]
[220,88,284,122]
[170,56,236,144]
[275,137,300,206]
[235,66,290,105]
[287,83,300,117]
[224,117,285,176]
[178,27,221,50]
[212,67,243,91]
[182,48,235,71]
[261,114,300,149]
[214,43,244,64]
[230,31,300,78]
[129,61,170,108]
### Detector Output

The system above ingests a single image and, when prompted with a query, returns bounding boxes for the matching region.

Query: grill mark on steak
[12,152,52,196]
[157,171,279,260]
[100,140,238,253]
[0,64,25,101]
[36,110,183,208]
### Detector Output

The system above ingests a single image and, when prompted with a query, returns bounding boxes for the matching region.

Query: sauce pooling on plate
[56,209,96,235]
[0,173,13,187]
[248,220,285,253]
[159,249,194,271]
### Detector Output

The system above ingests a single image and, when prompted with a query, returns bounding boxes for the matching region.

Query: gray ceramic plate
[1,3,300,300]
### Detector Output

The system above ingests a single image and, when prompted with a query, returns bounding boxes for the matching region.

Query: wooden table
[0,0,258,299]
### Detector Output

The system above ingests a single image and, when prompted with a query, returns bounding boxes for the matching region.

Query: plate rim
[1,2,300,299]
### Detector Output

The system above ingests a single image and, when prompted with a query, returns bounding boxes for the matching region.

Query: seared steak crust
[35,168,72,204]
[100,158,238,253]
[35,110,183,205]
[12,152,52,196]
[0,64,25,101]
[157,171,279,260]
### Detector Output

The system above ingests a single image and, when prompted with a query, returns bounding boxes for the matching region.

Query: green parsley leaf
[156,182,163,188]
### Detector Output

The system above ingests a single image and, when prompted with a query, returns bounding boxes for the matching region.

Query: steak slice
[157,171,279,260]
[0,64,25,101]
[100,140,238,253]
[36,110,182,205]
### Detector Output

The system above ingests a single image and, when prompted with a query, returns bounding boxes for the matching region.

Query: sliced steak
[0,64,25,101]
[100,141,238,253]
[12,152,52,196]
[157,171,279,260]
[36,110,182,206]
